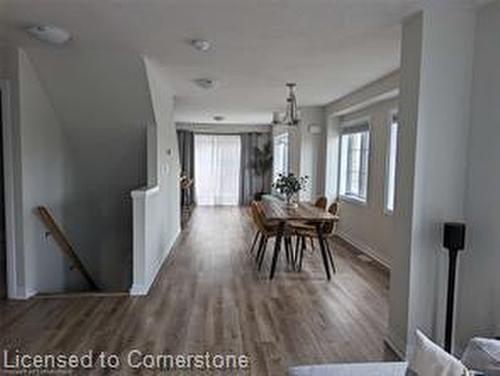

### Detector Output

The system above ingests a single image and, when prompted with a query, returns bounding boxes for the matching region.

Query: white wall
[272,124,301,178]
[323,73,400,268]
[1,48,91,296]
[17,49,86,293]
[19,49,154,292]
[1,47,26,298]
[389,8,475,355]
[326,71,400,116]
[324,116,340,202]
[298,107,326,201]
[130,57,181,295]
[2,47,157,294]
[388,13,422,356]
[324,72,400,209]
[457,0,500,351]
[271,106,326,200]
[335,98,398,268]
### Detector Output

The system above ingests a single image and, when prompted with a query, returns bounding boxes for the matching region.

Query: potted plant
[250,141,273,201]
[272,173,309,208]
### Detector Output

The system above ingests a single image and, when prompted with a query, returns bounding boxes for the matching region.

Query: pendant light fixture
[272,83,300,126]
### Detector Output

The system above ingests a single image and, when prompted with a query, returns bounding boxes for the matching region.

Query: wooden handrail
[36,206,99,290]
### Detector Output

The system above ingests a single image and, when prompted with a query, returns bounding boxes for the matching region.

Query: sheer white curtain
[194,134,241,206]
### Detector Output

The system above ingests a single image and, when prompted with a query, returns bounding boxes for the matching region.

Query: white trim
[131,185,160,199]
[337,117,372,204]
[385,330,407,360]
[20,287,37,300]
[333,89,399,117]
[1,80,24,300]
[337,231,391,269]
[339,194,367,206]
[383,108,399,216]
[326,70,400,116]
[339,115,372,129]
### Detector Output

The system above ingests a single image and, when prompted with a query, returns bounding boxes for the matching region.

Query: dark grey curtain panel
[177,130,195,206]
[239,132,272,206]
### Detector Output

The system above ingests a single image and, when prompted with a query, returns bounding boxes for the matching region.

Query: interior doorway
[0,89,6,299]
[194,134,241,206]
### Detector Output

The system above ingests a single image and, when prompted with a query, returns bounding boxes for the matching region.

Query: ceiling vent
[190,39,211,52]
[26,25,71,45]
[194,78,219,90]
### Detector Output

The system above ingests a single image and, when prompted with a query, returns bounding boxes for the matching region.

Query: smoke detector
[26,25,71,45]
[194,78,219,90]
[190,39,211,52]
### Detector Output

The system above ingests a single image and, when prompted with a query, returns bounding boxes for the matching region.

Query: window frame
[337,116,371,206]
[384,109,399,215]
[273,132,290,182]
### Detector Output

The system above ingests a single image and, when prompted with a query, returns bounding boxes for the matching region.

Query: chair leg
[258,237,269,271]
[285,236,291,264]
[250,231,260,254]
[294,236,300,266]
[310,236,315,251]
[298,236,306,271]
[286,236,295,268]
[255,234,266,263]
[325,239,336,274]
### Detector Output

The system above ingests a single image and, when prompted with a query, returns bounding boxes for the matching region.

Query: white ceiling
[0,0,485,124]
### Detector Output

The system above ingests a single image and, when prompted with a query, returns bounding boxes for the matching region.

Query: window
[194,134,241,206]
[339,121,370,203]
[273,132,289,180]
[385,112,399,213]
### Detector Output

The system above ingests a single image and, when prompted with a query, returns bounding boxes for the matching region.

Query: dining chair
[250,202,294,271]
[293,201,340,273]
[249,203,263,255]
[291,196,328,253]
[313,196,328,210]
[250,202,277,270]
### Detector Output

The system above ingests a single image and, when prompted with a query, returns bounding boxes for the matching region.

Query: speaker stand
[444,248,459,353]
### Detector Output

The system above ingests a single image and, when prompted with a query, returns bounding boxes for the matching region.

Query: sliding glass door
[194,134,241,206]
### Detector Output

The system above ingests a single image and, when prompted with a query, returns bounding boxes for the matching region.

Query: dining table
[258,195,337,280]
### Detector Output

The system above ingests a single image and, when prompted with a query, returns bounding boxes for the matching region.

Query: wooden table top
[259,195,336,222]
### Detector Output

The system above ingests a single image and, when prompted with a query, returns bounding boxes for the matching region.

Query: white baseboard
[129,283,148,296]
[10,286,38,300]
[129,228,181,296]
[337,231,391,269]
[385,330,407,360]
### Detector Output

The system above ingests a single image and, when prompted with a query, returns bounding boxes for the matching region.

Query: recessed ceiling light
[213,116,225,122]
[194,78,219,90]
[26,25,71,45]
[190,39,211,52]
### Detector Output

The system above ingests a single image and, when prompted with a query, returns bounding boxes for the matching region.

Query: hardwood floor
[0,207,396,375]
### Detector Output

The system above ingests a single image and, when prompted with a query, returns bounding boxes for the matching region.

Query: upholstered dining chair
[291,196,328,252]
[313,196,328,210]
[249,201,295,271]
[293,201,340,273]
